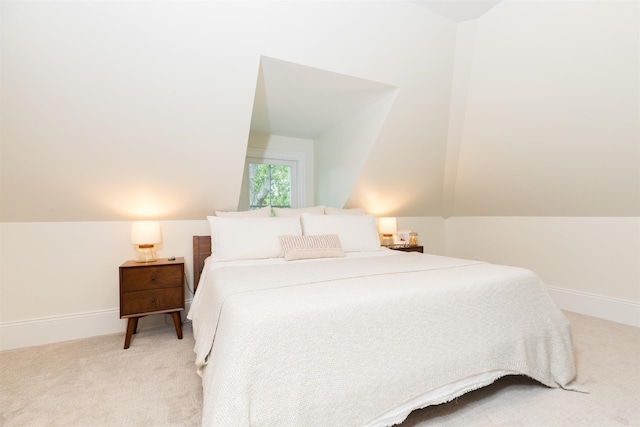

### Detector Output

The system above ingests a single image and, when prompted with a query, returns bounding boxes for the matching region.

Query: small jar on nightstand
[409,232,419,247]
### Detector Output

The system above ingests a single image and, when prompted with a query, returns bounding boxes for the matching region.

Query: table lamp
[378,217,397,247]
[131,221,161,263]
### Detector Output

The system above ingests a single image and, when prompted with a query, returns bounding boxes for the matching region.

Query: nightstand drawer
[121,265,182,292]
[121,287,183,316]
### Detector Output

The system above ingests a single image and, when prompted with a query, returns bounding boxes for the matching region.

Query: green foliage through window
[249,164,291,209]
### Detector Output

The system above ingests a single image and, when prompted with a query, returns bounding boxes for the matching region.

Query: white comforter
[188,251,577,427]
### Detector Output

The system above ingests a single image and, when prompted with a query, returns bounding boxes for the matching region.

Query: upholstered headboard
[192,236,211,292]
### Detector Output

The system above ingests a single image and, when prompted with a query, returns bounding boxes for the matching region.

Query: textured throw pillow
[207,216,302,261]
[325,207,366,215]
[279,234,345,261]
[215,206,272,217]
[272,205,326,217]
[300,214,381,252]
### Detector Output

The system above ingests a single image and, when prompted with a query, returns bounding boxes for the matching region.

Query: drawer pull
[151,298,156,303]
[151,276,156,281]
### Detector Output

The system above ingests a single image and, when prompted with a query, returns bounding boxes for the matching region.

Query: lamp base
[135,244,158,263]
[381,234,394,247]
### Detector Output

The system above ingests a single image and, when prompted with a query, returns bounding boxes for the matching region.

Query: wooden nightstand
[388,245,424,253]
[119,258,185,349]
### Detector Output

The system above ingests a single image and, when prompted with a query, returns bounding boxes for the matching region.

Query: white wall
[446,217,640,326]
[315,91,399,210]
[0,220,210,349]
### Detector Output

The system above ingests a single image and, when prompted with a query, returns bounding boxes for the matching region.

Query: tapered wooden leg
[171,312,183,340]
[124,317,138,349]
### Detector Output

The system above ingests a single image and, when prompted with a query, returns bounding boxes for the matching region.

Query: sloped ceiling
[251,57,396,139]
[447,0,639,217]
[411,0,502,22]
[248,0,638,218]
[250,56,401,210]
[1,0,637,222]
[1,0,455,221]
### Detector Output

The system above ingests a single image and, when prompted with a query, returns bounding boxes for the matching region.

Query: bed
[188,212,577,426]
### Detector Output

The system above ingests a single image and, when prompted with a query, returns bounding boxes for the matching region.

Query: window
[241,148,306,211]
[249,163,291,209]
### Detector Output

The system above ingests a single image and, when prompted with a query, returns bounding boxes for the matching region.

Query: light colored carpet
[1,311,638,426]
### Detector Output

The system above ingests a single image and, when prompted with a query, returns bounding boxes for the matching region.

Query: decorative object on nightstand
[378,217,397,247]
[131,220,161,263]
[119,257,185,349]
[409,231,419,247]
[396,230,410,245]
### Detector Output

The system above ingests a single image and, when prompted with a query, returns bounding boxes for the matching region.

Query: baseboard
[0,300,193,351]
[546,286,639,327]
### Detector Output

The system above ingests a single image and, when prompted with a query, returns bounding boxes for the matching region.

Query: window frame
[241,148,306,210]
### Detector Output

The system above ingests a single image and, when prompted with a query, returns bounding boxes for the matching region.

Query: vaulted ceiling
[412,0,502,22]
[250,2,505,140]
[250,57,396,139]
[1,0,637,221]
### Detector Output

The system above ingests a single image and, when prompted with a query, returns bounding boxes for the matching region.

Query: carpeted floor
[1,311,638,426]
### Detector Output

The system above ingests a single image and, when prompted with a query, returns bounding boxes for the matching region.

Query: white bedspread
[188,252,577,427]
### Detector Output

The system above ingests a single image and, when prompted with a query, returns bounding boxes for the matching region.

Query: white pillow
[273,205,325,217]
[300,214,381,252]
[215,206,272,217]
[208,216,302,261]
[325,207,366,215]
[279,234,345,261]
[207,207,272,255]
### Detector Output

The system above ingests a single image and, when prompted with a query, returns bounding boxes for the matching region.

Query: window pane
[249,163,291,209]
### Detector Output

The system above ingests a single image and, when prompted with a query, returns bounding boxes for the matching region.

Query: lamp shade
[378,217,397,236]
[131,221,161,245]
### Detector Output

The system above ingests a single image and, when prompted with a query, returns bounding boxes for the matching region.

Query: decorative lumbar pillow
[207,216,302,261]
[300,214,381,252]
[272,205,326,217]
[215,206,272,217]
[325,207,366,215]
[279,234,345,261]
